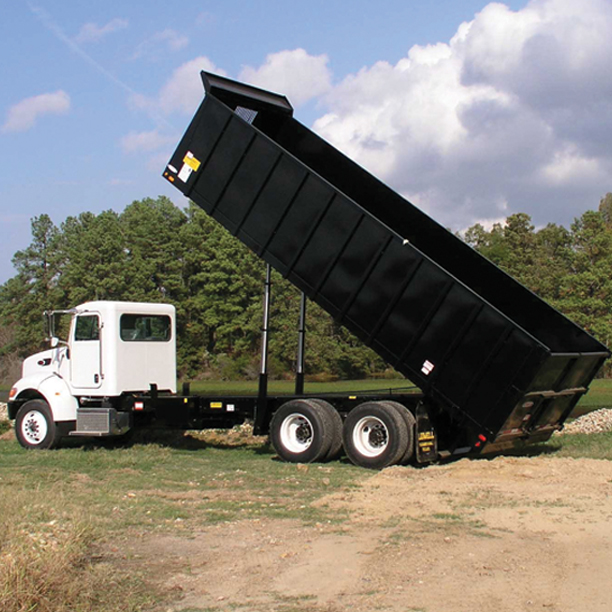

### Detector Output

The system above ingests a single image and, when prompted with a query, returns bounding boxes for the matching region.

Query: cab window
[74,315,100,341]
[120,314,171,342]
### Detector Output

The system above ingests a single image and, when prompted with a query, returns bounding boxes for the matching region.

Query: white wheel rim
[21,410,48,445]
[352,416,388,458]
[280,413,313,453]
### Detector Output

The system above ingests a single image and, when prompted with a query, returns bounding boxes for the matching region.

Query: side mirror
[50,337,59,348]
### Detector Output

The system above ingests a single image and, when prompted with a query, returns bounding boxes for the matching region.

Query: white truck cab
[8,301,176,448]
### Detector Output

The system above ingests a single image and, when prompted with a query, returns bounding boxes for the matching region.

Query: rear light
[134,401,144,411]
[475,434,487,448]
[8,387,17,400]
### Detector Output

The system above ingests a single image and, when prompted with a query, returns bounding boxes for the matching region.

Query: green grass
[183,377,418,396]
[0,436,362,531]
[543,430,612,460]
[573,378,612,412]
[180,376,612,411]
[1,403,611,612]
[0,433,364,612]
[0,375,610,612]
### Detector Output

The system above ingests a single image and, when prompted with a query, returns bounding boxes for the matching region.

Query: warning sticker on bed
[183,151,201,171]
[421,360,435,375]
[178,163,193,182]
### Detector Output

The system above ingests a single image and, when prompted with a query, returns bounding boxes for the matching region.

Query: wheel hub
[366,424,387,448]
[280,413,314,453]
[21,410,48,445]
[295,422,312,444]
[353,416,389,458]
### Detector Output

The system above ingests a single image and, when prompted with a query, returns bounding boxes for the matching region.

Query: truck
[7,72,610,469]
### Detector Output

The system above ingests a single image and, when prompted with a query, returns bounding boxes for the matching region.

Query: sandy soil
[127,455,612,612]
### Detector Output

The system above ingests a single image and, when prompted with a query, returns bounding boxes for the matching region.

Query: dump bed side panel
[165,96,550,440]
[165,79,609,448]
[271,120,605,356]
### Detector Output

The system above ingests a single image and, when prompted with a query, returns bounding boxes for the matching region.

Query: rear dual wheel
[271,398,416,469]
[343,401,415,469]
[380,400,416,465]
[271,399,340,463]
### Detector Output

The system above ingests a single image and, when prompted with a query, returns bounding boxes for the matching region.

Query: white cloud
[120,130,177,154]
[133,49,328,121]
[159,57,224,115]
[123,57,225,167]
[132,29,189,60]
[131,56,224,118]
[239,49,332,107]
[312,0,612,230]
[540,145,605,186]
[2,90,70,133]
[75,18,128,44]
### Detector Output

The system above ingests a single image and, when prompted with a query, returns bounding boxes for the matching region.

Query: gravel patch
[557,408,612,435]
[0,402,7,421]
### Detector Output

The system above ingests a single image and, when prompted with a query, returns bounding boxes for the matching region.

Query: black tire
[309,399,344,461]
[342,401,408,469]
[270,399,333,463]
[15,400,61,450]
[380,401,415,465]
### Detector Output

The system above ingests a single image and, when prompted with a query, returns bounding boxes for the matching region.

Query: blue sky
[1,0,611,284]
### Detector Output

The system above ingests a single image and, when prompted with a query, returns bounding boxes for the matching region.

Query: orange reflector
[8,387,17,399]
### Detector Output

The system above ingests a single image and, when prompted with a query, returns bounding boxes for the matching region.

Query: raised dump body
[164,72,609,454]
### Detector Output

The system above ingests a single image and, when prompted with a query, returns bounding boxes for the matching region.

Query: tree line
[0,197,389,382]
[1,194,611,383]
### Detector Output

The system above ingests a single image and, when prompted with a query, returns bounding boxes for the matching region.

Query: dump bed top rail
[164,72,609,451]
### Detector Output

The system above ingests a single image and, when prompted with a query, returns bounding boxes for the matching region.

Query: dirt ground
[127,455,612,612]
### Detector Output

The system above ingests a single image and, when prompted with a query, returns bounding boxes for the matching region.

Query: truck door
[70,313,102,389]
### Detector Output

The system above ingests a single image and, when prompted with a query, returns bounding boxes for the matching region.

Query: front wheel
[15,400,61,449]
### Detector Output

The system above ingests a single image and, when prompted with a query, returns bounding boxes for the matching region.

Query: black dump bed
[164,72,609,452]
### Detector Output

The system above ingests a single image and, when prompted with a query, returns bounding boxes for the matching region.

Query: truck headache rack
[163,72,609,453]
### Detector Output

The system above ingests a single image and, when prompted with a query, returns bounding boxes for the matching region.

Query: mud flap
[415,402,438,464]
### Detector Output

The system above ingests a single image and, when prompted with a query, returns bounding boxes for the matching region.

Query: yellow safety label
[183,152,201,171]
[210,402,223,409]
[418,432,435,441]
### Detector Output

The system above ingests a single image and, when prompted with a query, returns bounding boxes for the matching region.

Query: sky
[1,0,612,283]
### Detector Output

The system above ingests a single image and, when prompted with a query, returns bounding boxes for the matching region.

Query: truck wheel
[310,399,343,461]
[270,399,333,463]
[343,401,408,469]
[380,401,415,465]
[15,400,61,450]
